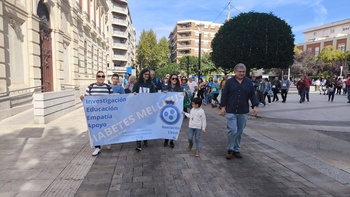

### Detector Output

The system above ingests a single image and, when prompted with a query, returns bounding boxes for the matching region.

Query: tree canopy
[136,30,170,71]
[318,46,349,78]
[211,12,295,75]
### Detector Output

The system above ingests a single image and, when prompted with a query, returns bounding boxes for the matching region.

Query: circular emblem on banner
[160,100,180,125]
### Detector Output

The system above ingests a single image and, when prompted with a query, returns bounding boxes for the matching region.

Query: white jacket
[184,107,206,130]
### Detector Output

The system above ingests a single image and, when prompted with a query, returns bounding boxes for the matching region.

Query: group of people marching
[80,64,350,162]
[80,63,260,161]
[80,69,207,157]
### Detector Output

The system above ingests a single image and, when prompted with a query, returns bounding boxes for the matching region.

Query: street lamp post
[196,23,204,82]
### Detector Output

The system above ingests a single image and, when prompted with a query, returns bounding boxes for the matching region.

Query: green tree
[318,46,348,78]
[156,63,180,77]
[201,52,220,76]
[136,30,170,71]
[137,30,157,70]
[178,56,198,77]
[211,12,295,76]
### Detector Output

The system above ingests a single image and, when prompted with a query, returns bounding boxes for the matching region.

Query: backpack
[88,83,112,95]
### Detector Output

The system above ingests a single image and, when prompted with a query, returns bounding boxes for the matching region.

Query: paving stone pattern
[76,106,350,197]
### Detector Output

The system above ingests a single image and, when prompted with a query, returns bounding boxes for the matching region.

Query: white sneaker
[106,144,111,150]
[92,148,100,156]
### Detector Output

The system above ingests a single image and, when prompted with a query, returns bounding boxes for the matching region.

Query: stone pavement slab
[0,91,349,196]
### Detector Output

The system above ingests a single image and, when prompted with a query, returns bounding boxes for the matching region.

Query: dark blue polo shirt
[220,76,259,114]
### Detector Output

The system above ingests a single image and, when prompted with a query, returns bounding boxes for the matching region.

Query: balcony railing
[113,6,128,14]
[113,18,127,25]
[113,31,128,37]
[113,55,128,60]
[113,43,128,50]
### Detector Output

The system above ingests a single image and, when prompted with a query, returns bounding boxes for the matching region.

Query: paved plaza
[0,92,349,196]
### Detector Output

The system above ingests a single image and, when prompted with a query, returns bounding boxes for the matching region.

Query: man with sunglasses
[80,71,112,156]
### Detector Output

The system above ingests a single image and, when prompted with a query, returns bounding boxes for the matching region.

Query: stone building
[0,0,110,119]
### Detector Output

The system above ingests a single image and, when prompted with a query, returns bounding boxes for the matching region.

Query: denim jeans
[204,89,209,104]
[299,89,305,102]
[226,113,248,152]
[347,87,350,102]
[188,128,201,150]
[305,87,310,101]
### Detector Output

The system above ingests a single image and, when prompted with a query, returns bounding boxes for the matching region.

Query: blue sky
[128,0,349,44]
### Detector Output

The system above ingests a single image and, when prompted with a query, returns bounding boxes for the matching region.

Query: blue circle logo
[160,104,180,125]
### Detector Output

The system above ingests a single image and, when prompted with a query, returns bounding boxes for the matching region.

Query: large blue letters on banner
[83,92,184,146]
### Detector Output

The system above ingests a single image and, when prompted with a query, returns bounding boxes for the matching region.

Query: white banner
[83,92,184,146]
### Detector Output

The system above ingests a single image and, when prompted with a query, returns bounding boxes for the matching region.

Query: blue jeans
[204,89,209,104]
[188,128,201,150]
[298,89,305,102]
[305,87,310,101]
[226,113,248,152]
[347,87,350,102]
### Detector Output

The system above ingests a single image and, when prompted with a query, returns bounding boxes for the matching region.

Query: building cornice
[304,18,350,33]
[3,0,28,24]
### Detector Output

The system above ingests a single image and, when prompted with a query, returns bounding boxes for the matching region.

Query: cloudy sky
[128,0,349,44]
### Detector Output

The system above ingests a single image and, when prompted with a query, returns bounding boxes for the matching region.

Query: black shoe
[136,141,142,151]
[164,140,168,147]
[143,140,148,147]
[170,141,175,148]
[233,151,243,158]
[211,104,215,108]
[226,150,234,160]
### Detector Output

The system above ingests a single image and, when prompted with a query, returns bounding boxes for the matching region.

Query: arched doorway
[37,1,53,92]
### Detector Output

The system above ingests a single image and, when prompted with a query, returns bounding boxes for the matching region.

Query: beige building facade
[168,20,222,63]
[0,0,110,119]
[296,18,350,56]
[106,0,136,79]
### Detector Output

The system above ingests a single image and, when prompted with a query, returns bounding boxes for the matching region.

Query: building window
[315,47,319,56]
[313,32,317,36]
[343,26,350,31]
[330,29,335,33]
[323,30,328,35]
[338,44,345,51]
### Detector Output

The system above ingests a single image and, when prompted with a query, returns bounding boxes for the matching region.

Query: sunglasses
[97,75,105,78]
[171,78,178,80]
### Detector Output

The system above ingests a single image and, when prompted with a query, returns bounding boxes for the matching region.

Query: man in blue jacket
[220,63,259,160]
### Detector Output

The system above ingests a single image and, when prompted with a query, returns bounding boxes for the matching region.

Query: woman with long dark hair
[163,73,182,148]
[132,69,156,151]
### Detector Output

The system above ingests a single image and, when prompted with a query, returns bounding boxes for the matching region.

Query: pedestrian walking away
[183,97,206,157]
[220,63,259,160]
[80,71,112,156]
